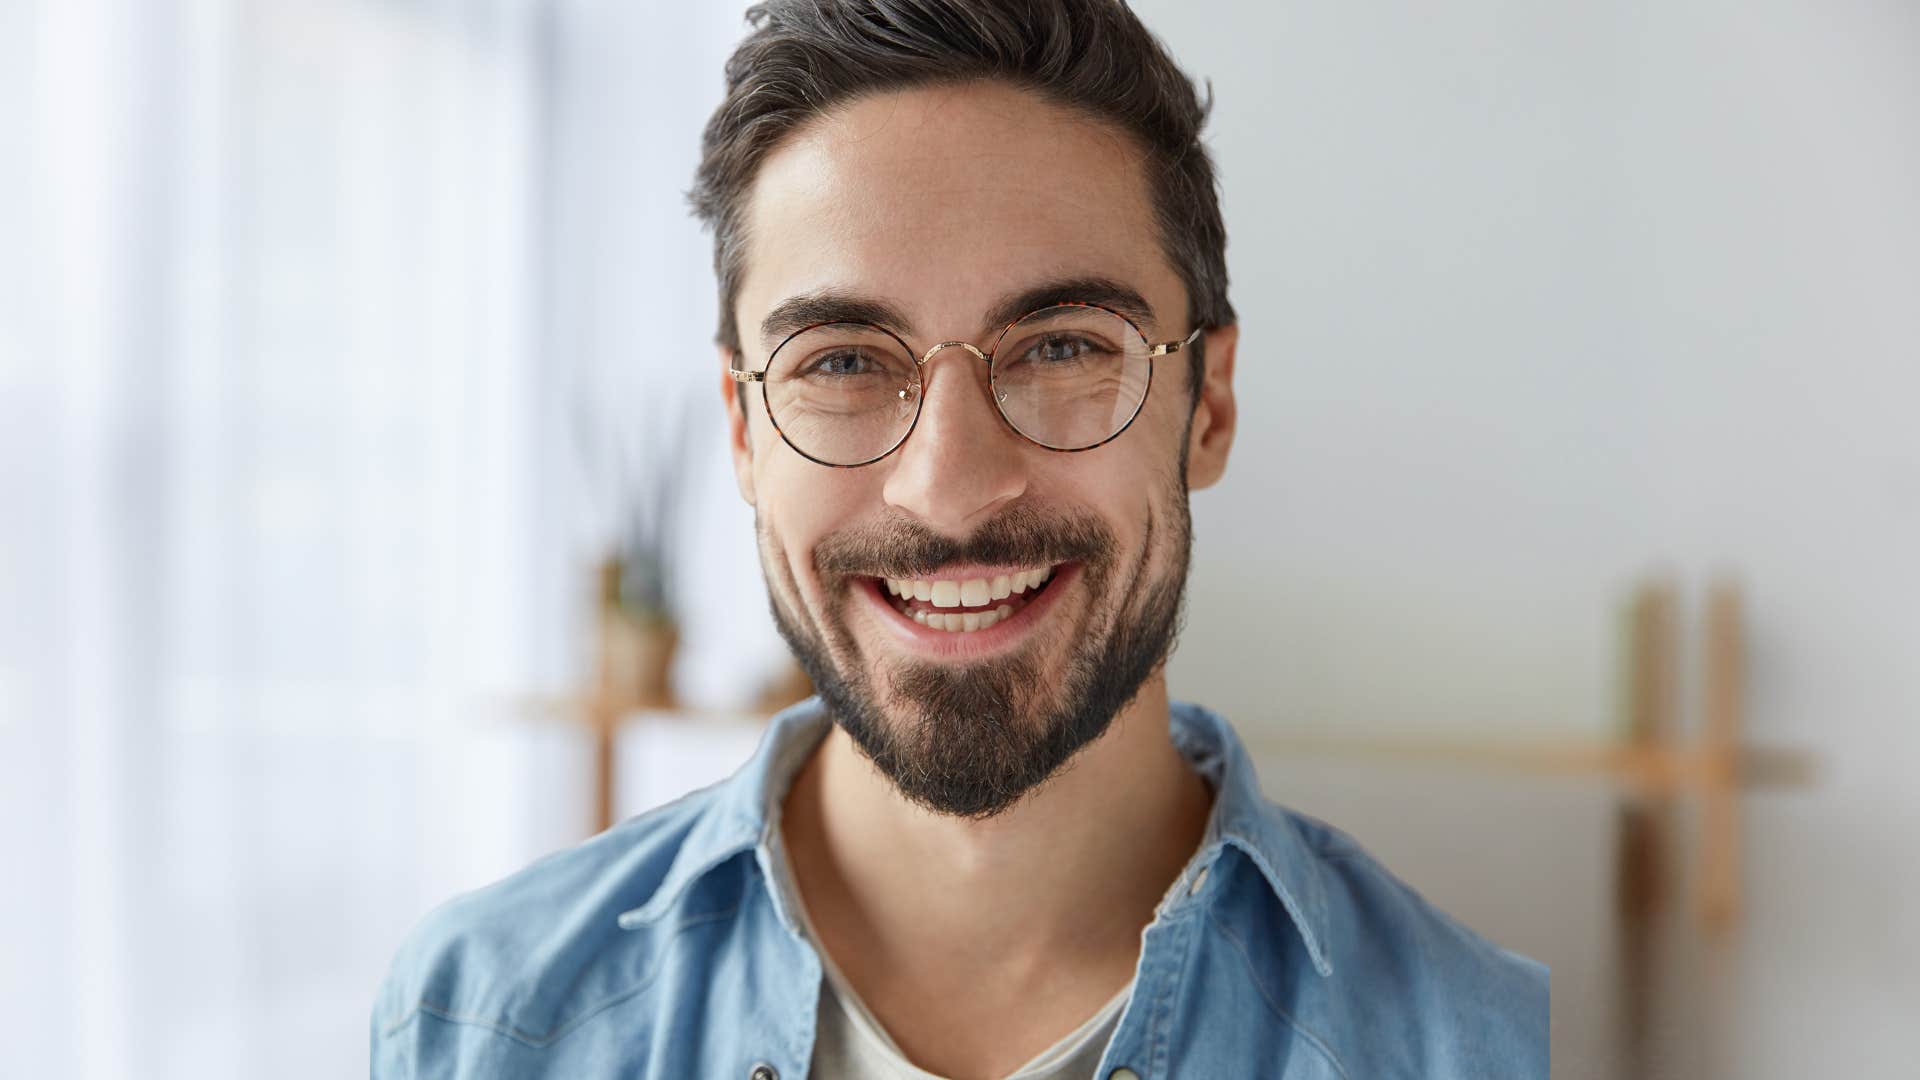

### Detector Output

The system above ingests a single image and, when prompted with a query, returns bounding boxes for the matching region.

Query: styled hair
[689,0,1234,413]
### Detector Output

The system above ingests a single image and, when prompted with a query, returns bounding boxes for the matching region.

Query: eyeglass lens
[763,305,1152,466]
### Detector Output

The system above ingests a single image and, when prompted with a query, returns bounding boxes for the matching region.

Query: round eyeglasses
[729,302,1203,468]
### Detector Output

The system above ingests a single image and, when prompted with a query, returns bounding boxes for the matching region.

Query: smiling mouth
[872,564,1062,633]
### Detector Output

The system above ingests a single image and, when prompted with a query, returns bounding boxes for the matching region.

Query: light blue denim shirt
[373,698,1549,1078]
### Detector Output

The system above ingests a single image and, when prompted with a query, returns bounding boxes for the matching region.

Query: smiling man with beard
[791,487,1189,821]
[373,3,1549,1078]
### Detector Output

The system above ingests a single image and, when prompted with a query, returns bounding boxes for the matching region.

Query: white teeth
[887,566,1056,625]
[900,603,1016,633]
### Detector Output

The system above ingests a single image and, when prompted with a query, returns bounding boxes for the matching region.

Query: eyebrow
[756,275,1163,348]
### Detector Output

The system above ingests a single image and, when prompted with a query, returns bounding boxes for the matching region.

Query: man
[373,2,1549,1077]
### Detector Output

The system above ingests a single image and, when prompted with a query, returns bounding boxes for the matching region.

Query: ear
[1184,323,1238,491]
[720,346,756,505]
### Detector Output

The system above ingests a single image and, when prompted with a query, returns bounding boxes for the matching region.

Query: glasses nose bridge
[912,338,1009,415]
[916,338,990,368]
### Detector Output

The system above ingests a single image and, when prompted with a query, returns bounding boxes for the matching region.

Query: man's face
[725,82,1232,820]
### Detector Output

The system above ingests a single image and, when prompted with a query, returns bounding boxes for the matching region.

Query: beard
[759,466,1194,821]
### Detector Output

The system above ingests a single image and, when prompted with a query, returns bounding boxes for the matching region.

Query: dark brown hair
[690,0,1235,414]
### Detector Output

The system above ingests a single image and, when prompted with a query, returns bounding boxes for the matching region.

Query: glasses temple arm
[727,350,765,382]
[1147,325,1206,357]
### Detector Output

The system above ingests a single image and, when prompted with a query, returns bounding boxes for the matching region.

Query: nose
[881,341,1028,534]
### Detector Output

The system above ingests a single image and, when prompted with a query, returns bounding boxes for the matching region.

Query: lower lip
[857,563,1081,661]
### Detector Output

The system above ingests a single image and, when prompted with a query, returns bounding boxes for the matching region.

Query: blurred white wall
[1141,1,1920,1075]
[2,1,590,1077]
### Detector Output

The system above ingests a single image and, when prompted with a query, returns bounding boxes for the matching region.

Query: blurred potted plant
[576,378,691,831]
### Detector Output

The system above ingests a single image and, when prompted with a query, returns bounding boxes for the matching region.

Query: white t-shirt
[809,953,1130,1080]
[778,841,1203,1079]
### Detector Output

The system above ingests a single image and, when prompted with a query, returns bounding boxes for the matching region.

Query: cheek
[1143,366,1196,445]
[756,459,881,591]
[1047,457,1160,562]
[1100,445,1185,568]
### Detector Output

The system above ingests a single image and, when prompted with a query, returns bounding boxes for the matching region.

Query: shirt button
[1187,866,1210,896]
[749,1064,778,1080]
[1109,1068,1141,1080]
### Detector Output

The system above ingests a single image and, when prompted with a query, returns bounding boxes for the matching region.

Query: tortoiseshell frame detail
[728,301,1204,469]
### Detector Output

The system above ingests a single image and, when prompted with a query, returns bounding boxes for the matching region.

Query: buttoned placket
[1090,851,1218,1080]
[749,805,829,1080]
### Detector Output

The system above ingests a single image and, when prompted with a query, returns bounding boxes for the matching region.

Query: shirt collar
[614,696,1334,978]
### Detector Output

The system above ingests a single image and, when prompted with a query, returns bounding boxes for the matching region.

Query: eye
[1021,334,1098,365]
[803,349,878,378]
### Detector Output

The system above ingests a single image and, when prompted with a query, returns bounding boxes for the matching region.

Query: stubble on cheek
[758,509,865,675]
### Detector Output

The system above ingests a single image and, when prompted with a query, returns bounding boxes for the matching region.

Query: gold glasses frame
[729,301,1205,469]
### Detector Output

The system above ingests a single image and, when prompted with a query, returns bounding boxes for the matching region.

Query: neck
[780,673,1213,978]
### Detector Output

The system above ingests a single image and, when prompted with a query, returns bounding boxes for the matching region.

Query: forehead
[735,81,1178,344]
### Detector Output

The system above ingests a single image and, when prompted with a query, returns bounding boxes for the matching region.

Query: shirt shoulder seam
[378,897,746,1049]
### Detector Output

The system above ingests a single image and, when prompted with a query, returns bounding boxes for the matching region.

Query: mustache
[813,501,1116,580]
